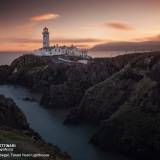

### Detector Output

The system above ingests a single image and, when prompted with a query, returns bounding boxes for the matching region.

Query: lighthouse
[42,27,49,48]
[33,27,88,58]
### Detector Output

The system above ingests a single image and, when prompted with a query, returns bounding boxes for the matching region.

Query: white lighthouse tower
[34,27,88,59]
[42,27,49,48]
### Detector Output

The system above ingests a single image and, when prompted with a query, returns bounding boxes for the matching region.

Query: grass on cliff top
[27,65,48,74]
[17,63,48,73]
[0,130,30,141]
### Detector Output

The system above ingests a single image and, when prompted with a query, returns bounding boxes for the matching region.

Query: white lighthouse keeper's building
[34,27,88,58]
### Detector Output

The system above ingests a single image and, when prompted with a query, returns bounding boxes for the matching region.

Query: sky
[0,0,160,51]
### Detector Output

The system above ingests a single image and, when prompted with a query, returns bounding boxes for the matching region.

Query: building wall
[34,46,88,58]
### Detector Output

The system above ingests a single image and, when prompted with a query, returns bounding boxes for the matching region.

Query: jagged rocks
[0,95,71,160]
[0,65,12,83]
[65,67,144,124]
[65,52,160,158]
[0,94,28,129]
[2,52,160,158]
[4,53,139,109]
[90,80,160,159]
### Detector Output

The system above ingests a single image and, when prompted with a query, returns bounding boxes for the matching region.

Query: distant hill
[91,41,160,51]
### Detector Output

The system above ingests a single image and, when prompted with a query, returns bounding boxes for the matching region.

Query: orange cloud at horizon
[2,33,160,52]
[31,13,60,22]
[0,43,39,52]
[0,0,160,52]
[135,34,160,42]
[0,36,107,51]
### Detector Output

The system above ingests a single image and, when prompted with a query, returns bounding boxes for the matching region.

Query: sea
[0,52,25,65]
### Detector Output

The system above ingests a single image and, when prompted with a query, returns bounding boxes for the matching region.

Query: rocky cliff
[0,95,70,160]
[6,54,138,109]
[66,52,160,158]
[0,65,12,83]
[1,52,160,158]
[0,95,28,129]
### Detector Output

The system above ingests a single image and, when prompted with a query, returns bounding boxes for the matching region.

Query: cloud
[31,13,60,21]
[135,34,160,41]
[91,41,160,52]
[0,37,106,45]
[54,38,106,43]
[0,37,41,43]
[0,37,104,50]
[106,21,134,31]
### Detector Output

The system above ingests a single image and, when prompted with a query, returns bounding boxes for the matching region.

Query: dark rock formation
[0,65,12,83]
[1,52,160,158]
[7,53,139,109]
[65,52,160,158]
[65,66,144,124]
[0,95,71,160]
[0,94,28,129]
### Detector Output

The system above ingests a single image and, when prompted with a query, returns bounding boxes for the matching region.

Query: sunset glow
[0,0,160,51]
[31,13,60,22]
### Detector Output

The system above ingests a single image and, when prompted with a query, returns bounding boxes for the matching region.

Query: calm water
[0,53,134,160]
[0,52,25,65]
[0,85,133,160]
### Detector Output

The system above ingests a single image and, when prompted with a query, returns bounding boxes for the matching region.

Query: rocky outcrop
[0,95,28,129]
[0,95,71,160]
[0,129,70,160]
[1,52,160,158]
[7,53,139,109]
[39,60,127,108]
[65,52,159,123]
[0,65,12,83]
[65,65,144,124]
[65,52,160,158]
